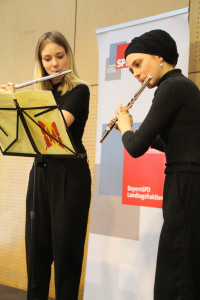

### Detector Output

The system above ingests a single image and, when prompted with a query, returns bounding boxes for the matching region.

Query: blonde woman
[1,31,91,300]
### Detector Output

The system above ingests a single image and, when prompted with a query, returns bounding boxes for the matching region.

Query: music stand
[0,90,79,300]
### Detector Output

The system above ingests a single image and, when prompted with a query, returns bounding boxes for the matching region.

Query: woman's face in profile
[126,53,164,88]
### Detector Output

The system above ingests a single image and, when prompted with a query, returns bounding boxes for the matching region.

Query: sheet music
[0,91,76,156]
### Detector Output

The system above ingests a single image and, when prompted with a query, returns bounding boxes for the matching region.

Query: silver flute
[14,69,71,89]
[100,75,153,143]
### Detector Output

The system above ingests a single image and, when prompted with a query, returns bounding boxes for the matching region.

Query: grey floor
[0,284,55,300]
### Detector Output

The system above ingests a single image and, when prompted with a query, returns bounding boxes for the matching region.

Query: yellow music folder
[0,90,77,157]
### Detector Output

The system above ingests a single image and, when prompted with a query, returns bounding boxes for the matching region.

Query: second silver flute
[14,69,72,89]
[100,75,153,143]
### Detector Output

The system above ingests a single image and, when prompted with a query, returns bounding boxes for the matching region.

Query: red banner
[122,148,166,208]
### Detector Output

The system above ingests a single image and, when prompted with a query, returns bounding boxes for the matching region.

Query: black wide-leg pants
[25,157,91,300]
[154,172,200,300]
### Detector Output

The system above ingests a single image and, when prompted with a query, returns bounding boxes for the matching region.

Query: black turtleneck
[122,69,200,173]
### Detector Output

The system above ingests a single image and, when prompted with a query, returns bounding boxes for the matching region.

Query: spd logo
[38,120,66,151]
[116,43,129,69]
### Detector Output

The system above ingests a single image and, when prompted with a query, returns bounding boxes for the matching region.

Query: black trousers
[154,172,200,300]
[25,157,91,300]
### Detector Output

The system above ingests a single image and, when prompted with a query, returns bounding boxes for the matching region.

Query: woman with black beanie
[116,29,200,300]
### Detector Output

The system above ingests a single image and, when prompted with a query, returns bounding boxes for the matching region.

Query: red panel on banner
[116,43,129,69]
[122,148,166,208]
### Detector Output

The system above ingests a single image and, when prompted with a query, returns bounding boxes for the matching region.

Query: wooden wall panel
[189,71,200,87]
[75,0,189,85]
[0,0,76,85]
[189,0,200,73]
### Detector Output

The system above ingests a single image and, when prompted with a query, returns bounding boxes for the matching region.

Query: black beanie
[125,29,179,66]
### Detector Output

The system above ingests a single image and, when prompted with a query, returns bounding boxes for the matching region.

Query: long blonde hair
[34,31,87,94]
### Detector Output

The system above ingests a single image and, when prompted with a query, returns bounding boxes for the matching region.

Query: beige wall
[0,0,196,299]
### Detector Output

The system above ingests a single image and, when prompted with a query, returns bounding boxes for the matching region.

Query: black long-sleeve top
[122,69,200,173]
[52,83,90,154]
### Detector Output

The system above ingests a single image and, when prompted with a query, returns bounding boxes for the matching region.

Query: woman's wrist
[119,125,133,135]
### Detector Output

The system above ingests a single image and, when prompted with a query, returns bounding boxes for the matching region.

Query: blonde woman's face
[41,42,68,84]
[126,53,164,88]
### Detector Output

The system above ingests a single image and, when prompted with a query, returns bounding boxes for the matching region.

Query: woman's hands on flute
[116,104,134,135]
[0,83,15,94]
